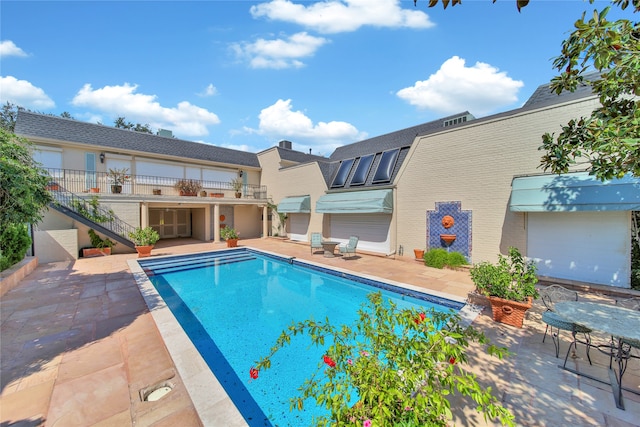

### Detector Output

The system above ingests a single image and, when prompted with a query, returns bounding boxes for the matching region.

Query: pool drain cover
[140,380,174,402]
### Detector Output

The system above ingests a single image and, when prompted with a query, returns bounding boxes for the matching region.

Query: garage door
[289,214,310,241]
[329,214,392,254]
[527,211,631,287]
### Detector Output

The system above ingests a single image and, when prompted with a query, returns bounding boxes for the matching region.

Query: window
[350,154,374,186]
[372,149,399,183]
[331,158,355,188]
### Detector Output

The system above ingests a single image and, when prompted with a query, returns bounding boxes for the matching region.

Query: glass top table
[554,301,640,410]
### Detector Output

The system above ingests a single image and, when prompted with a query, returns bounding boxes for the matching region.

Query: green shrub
[0,223,31,271]
[88,229,115,249]
[423,249,469,269]
[423,248,449,268]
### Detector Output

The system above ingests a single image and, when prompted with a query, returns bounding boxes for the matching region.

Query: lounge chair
[339,236,359,259]
[310,232,323,254]
[540,284,592,361]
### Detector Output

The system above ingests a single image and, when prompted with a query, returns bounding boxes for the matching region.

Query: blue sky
[0,1,628,156]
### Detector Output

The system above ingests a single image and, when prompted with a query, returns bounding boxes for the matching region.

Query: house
[15,75,640,288]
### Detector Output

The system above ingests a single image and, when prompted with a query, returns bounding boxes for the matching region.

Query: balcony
[44,168,268,200]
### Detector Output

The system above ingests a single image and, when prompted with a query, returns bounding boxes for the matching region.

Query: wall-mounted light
[239,170,244,177]
[99,153,105,163]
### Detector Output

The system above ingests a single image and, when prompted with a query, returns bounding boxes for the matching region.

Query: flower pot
[414,249,425,260]
[46,183,59,191]
[153,189,162,195]
[111,184,122,194]
[488,296,532,328]
[90,187,100,193]
[179,191,197,196]
[210,192,224,198]
[235,192,242,198]
[82,247,111,258]
[135,245,154,258]
[226,238,238,248]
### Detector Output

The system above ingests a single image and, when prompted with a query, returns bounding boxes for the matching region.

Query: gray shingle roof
[274,146,328,163]
[14,111,260,168]
[522,72,598,110]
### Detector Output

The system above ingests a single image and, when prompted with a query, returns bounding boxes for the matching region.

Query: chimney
[278,140,292,150]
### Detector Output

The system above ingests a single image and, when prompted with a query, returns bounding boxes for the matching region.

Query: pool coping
[128,247,480,426]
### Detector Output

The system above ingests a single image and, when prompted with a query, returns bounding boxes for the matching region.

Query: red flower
[414,312,426,324]
[249,367,259,379]
[449,356,456,365]
[323,355,336,368]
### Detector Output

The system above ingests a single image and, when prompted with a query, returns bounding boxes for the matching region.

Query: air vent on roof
[279,140,292,149]
[443,113,475,127]
[157,129,173,138]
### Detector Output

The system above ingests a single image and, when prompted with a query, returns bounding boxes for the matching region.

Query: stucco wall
[258,149,328,239]
[395,97,601,264]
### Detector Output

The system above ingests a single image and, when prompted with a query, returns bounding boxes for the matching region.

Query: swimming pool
[131,248,467,426]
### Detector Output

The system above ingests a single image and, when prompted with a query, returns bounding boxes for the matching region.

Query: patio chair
[310,232,323,254]
[339,236,359,259]
[540,284,592,362]
[614,297,640,356]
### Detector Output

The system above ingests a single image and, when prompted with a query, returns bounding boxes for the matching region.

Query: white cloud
[71,83,221,137]
[251,0,434,34]
[247,99,366,154]
[232,32,328,69]
[198,83,218,97]
[0,41,28,58]
[0,76,55,109]
[396,56,524,116]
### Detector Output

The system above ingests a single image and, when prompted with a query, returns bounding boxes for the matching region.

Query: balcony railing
[43,168,268,199]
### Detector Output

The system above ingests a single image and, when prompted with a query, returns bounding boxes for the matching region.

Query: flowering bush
[106,167,130,186]
[252,292,515,426]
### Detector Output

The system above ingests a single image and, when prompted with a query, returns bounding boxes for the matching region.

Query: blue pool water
[138,249,463,426]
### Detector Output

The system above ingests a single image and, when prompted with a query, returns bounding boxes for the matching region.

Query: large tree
[421,0,639,181]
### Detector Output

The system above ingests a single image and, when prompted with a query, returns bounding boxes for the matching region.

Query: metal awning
[316,189,393,214]
[277,195,311,213]
[509,172,640,212]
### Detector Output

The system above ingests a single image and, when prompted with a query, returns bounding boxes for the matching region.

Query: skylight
[372,149,399,183]
[350,154,374,186]
[331,158,355,188]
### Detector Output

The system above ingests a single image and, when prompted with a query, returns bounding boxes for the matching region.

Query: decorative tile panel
[426,201,472,260]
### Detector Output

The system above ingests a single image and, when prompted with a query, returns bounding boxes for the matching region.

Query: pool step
[141,250,255,275]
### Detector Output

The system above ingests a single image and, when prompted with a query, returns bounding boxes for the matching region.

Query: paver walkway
[2,237,640,426]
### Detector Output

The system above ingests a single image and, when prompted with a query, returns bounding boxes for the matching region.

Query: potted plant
[106,167,130,193]
[220,227,239,247]
[82,229,116,257]
[174,179,202,196]
[231,178,243,198]
[413,248,425,260]
[470,246,539,328]
[128,226,160,258]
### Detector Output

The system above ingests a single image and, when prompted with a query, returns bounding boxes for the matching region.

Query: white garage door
[329,214,392,254]
[289,214,309,241]
[527,211,631,287]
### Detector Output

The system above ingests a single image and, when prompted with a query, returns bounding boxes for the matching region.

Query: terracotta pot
[90,187,100,193]
[153,189,162,195]
[440,234,456,246]
[111,185,122,194]
[179,191,197,196]
[414,249,425,260]
[226,238,238,248]
[210,193,224,198]
[82,247,111,258]
[135,245,154,258]
[235,192,242,198]
[488,296,532,328]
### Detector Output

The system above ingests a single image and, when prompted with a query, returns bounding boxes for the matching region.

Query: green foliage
[113,116,153,134]
[254,292,515,427]
[106,167,130,186]
[70,196,115,223]
[539,3,639,180]
[267,201,288,236]
[128,227,160,246]
[231,177,243,192]
[220,227,239,240]
[470,247,539,302]
[423,249,469,269]
[88,229,116,249]
[0,223,31,271]
[1,102,19,132]
[0,129,53,226]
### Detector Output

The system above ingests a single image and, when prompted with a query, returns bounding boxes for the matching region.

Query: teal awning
[277,195,311,213]
[510,172,640,212]
[316,189,393,214]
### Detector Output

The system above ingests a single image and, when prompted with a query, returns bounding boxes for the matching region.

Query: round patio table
[554,301,640,410]
[321,241,340,258]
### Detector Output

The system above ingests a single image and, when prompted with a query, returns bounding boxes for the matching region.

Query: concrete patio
[2,237,640,426]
